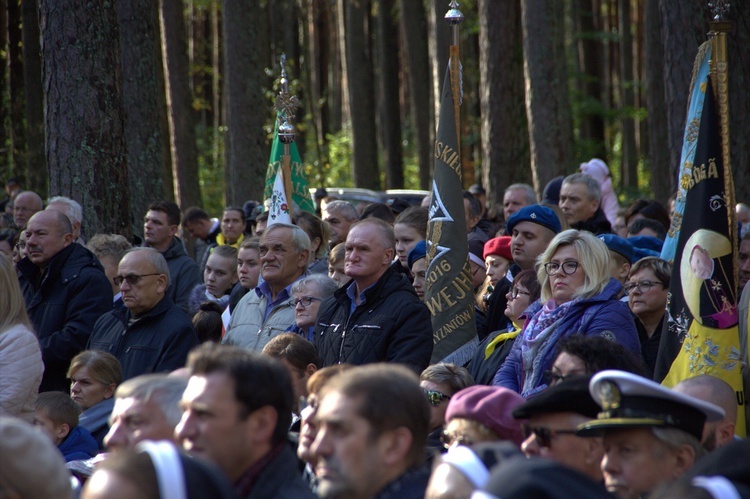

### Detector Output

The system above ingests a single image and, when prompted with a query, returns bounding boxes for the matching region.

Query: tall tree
[222,0,267,204]
[428,0,449,127]
[0,0,7,175]
[375,0,403,189]
[644,0,670,203]
[573,0,606,159]
[160,0,202,210]
[118,0,168,232]
[521,0,574,195]
[727,1,750,203]
[618,0,638,189]
[22,0,45,194]
[7,0,24,175]
[399,0,433,190]
[39,0,131,237]
[479,0,529,208]
[345,0,379,189]
[659,0,710,186]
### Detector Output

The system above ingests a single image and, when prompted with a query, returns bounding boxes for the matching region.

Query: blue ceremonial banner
[656,42,744,435]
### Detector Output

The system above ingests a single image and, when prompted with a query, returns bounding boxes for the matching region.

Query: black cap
[513,376,601,420]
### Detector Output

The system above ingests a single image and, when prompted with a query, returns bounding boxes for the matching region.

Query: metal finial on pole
[708,0,730,21]
[445,1,464,46]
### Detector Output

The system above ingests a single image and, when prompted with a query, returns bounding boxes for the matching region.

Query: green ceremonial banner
[263,115,315,214]
[426,49,478,365]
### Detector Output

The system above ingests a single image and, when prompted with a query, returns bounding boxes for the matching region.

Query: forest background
[0,0,748,239]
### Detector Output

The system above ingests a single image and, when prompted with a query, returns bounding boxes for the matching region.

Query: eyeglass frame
[423,389,451,406]
[508,288,531,300]
[288,296,324,308]
[543,260,580,276]
[623,279,664,295]
[113,273,163,287]
[521,423,578,448]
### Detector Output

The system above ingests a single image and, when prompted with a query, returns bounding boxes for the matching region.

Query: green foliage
[196,123,225,215]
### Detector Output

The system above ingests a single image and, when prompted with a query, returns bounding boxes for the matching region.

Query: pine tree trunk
[336,0,350,127]
[376,0,403,189]
[8,0,25,176]
[345,0,379,189]
[428,0,449,129]
[0,0,8,174]
[479,0,529,209]
[521,0,574,195]
[619,0,638,189]
[39,0,131,237]
[644,0,670,203]
[222,0,267,204]
[22,0,45,194]
[399,0,433,190]
[659,0,710,185]
[118,0,168,234]
[727,2,750,204]
[160,0,202,210]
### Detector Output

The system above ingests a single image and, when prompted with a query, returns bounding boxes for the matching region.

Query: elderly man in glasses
[17,209,112,392]
[88,247,199,380]
[512,375,605,484]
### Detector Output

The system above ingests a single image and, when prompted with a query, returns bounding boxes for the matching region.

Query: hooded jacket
[314,266,433,373]
[158,237,202,313]
[58,426,98,462]
[18,243,113,392]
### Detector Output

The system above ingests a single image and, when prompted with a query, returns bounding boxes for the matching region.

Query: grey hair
[505,183,538,205]
[291,273,338,299]
[651,426,706,460]
[125,247,171,287]
[563,173,602,202]
[47,196,83,224]
[741,223,750,240]
[324,200,359,222]
[420,363,475,395]
[114,374,188,428]
[262,222,312,255]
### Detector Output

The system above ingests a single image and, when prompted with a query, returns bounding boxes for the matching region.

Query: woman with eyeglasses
[419,363,474,454]
[467,269,541,385]
[625,256,671,377]
[493,229,639,397]
[287,274,338,342]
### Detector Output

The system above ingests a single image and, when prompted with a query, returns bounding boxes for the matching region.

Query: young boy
[34,392,98,462]
[328,243,351,288]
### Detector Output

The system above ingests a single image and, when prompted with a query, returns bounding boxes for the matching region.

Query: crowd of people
[0,162,749,498]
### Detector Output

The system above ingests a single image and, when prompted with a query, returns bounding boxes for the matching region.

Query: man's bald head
[13,191,44,228]
[673,375,737,450]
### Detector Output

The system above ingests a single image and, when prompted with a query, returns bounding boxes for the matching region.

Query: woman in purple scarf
[493,229,640,397]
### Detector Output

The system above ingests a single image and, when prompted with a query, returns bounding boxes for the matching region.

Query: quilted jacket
[314,267,433,373]
[0,324,44,422]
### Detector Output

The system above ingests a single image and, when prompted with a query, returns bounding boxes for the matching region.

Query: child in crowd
[188,245,238,315]
[394,206,429,273]
[34,392,98,462]
[328,243,351,288]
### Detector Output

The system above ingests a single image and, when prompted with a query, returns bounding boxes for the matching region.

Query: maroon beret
[446,386,526,446]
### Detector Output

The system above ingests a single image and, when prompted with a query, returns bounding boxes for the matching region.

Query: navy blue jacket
[87,295,199,380]
[18,243,112,392]
[59,426,98,462]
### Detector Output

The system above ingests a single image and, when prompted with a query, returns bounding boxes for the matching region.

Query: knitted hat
[484,237,512,261]
[0,416,72,498]
[445,386,526,446]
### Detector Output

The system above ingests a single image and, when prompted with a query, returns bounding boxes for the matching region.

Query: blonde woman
[0,253,43,422]
[493,230,639,397]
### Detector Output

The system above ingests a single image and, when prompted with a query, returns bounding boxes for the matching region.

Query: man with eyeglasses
[17,210,112,392]
[512,376,606,484]
[88,247,199,380]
